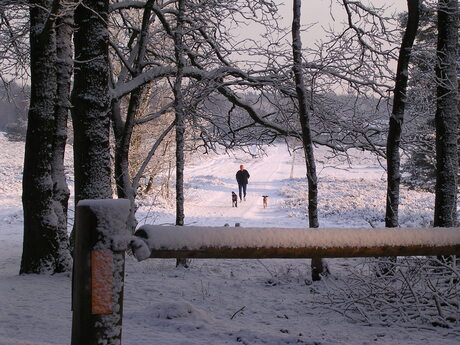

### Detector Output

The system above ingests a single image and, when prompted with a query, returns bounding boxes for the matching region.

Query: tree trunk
[434,0,458,228]
[70,1,124,341]
[379,0,420,276]
[174,0,186,227]
[21,0,71,274]
[71,0,112,204]
[291,0,325,281]
[113,91,139,232]
[174,0,188,268]
[385,0,420,228]
[51,1,74,272]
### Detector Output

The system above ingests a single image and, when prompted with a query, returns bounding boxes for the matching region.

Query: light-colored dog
[262,195,268,208]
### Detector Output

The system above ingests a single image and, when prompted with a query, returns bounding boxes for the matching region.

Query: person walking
[236,164,250,201]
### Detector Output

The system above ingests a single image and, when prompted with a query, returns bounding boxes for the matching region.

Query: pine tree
[401,2,459,192]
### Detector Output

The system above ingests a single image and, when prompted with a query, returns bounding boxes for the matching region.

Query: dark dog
[262,195,268,208]
[232,191,238,207]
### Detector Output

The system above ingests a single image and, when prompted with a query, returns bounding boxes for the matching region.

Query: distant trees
[0,82,28,138]
[0,2,29,138]
[0,2,29,85]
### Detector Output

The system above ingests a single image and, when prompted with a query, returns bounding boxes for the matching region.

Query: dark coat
[236,169,250,185]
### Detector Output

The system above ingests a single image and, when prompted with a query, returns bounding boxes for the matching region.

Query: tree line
[0,0,457,280]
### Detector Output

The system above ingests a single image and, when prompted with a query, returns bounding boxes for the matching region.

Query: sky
[280,0,406,47]
[232,0,407,78]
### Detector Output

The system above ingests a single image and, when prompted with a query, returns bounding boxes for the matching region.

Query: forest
[0,0,459,344]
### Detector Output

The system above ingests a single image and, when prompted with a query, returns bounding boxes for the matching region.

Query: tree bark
[71,0,112,204]
[51,1,73,272]
[113,92,138,231]
[385,0,420,228]
[21,0,71,274]
[174,0,188,268]
[434,0,458,228]
[292,0,325,281]
[174,0,185,227]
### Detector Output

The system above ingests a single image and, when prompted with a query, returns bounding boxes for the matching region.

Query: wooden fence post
[71,199,131,345]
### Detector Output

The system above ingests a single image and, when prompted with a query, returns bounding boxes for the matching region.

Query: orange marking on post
[91,250,113,315]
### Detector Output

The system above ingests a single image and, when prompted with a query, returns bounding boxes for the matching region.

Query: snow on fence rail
[133,225,460,260]
[71,199,460,345]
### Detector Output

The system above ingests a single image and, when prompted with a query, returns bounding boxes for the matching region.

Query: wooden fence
[71,199,460,345]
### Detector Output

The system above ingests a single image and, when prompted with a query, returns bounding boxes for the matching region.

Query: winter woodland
[0,0,459,344]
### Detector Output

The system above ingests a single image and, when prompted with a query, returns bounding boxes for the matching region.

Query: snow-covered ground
[0,131,458,345]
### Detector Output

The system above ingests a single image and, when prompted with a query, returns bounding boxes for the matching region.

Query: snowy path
[140,145,305,228]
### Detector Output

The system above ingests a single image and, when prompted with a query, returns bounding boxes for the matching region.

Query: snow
[78,198,131,251]
[1,131,459,345]
[136,225,460,252]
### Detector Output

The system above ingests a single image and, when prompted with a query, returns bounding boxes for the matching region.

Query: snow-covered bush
[281,177,434,228]
[319,257,460,330]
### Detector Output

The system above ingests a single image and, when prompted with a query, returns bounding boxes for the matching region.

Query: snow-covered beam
[133,225,460,260]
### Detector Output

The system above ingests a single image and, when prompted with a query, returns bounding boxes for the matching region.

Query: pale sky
[236,1,406,51]
[232,0,407,79]
[281,0,405,46]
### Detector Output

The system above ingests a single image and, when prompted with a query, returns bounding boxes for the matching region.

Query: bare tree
[292,0,326,281]
[111,0,156,231]
[173,0,189,268]
[107,0,283,210]
[174,0,185,227]
[385,0,420,228]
